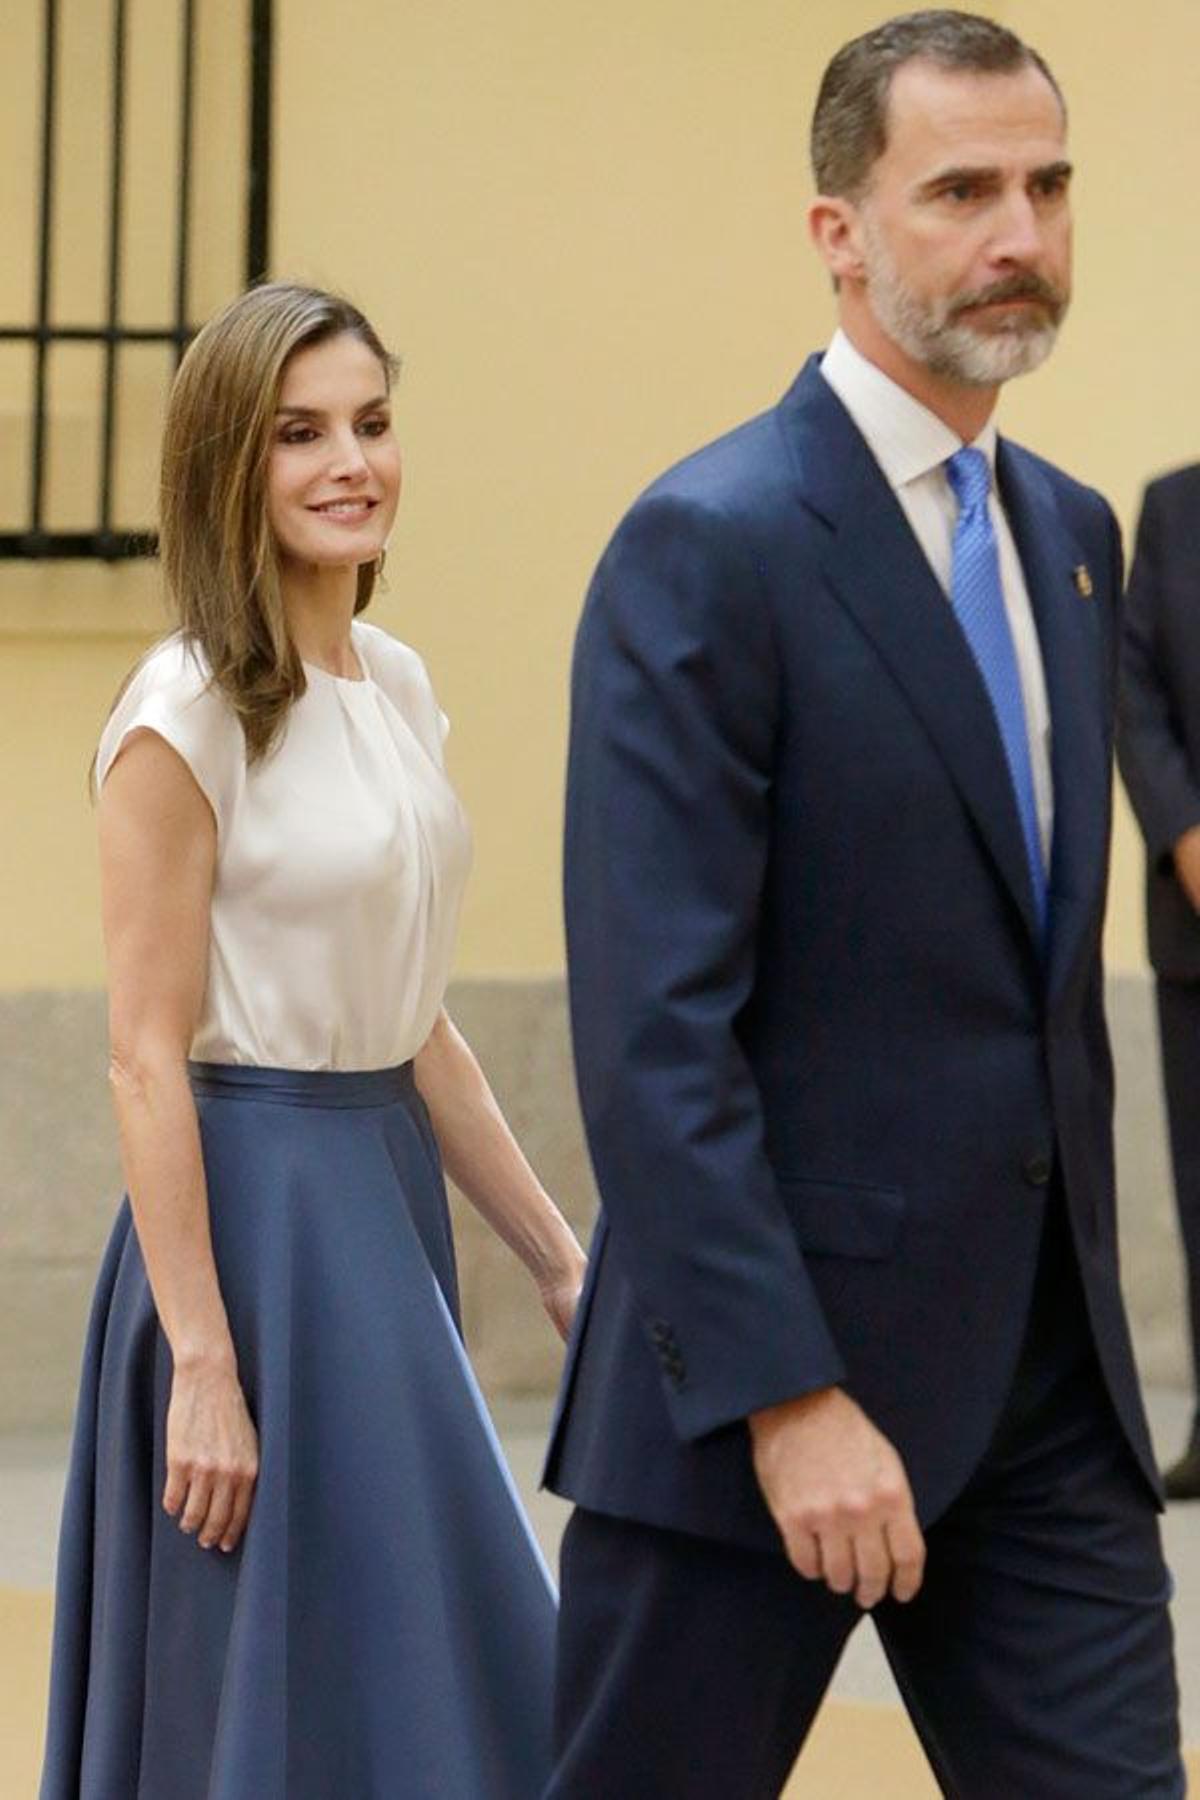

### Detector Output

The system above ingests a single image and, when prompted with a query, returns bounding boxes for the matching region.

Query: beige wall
[4,0,1200,990]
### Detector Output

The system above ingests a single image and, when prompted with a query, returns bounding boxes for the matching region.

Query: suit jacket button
[1023,1152,1053,1187]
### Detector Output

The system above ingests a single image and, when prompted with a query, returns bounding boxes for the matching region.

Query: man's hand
[1174,824,1200,912]
[748,1386,925,1610]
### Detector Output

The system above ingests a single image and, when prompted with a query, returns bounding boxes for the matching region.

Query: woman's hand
[163,1354,260,1554]
[414,1013,588,1335]
[537,1249,587,1341]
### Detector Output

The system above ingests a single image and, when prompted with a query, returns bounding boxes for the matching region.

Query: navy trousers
[547,1199,1183,1797]
[1157,977,1200,1437]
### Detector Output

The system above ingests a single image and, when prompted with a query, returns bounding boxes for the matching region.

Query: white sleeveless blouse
[96,620,473,1071]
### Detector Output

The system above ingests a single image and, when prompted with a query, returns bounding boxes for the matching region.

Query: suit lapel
[776,361,1043,947]
[996,441,1110,998]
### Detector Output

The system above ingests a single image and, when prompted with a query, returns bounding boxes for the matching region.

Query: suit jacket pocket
[776,1175,905,1260]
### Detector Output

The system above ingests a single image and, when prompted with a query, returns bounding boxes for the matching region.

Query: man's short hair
[811,9,1064,200]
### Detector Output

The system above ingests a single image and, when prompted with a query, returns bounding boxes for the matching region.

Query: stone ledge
[0,973,1188,1431]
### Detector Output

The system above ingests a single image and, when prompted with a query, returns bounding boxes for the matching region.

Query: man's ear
[808,195,866,285]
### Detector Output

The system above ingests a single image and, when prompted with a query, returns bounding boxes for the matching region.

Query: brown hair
[810,9,1064,201]
[156,281,397,763]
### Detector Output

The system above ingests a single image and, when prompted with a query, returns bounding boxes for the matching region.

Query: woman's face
[267,331,401,575]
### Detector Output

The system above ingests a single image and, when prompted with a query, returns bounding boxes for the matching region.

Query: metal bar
[6,0,268,562]
[0,325,194,344]
[246,0,273,284]
[174,0,195,364]
[98,0,128,539]
[0,530,156,560]
[29,0,59,536]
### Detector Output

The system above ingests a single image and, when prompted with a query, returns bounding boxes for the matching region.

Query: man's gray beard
[861,227,1067,386]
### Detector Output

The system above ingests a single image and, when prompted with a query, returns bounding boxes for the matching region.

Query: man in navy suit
[546,10,1183,1796]
[1119,463,1200,1500]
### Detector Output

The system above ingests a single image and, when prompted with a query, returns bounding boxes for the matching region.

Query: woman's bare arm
[99,729,257,1551]
[414,1011,586,1338]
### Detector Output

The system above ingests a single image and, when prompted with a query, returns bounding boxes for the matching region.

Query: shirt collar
[819,328,997,492]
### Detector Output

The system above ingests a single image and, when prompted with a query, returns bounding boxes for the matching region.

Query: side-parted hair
[147,281,397,768]
[810,9,1064,201]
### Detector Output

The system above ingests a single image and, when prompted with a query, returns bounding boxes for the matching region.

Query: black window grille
[0,0,273,561]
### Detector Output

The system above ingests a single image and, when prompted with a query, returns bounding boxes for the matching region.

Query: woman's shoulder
[96,632,243,815]
[356,621,450,751]
[124,631,221,707]
[355,620,432,692]
[103,633,237,752]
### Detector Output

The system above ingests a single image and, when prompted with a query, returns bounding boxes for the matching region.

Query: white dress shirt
[820,328,1054,866]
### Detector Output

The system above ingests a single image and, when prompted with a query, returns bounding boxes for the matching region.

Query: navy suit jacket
[1117,463,1200,981]
[546,357,1158,1551]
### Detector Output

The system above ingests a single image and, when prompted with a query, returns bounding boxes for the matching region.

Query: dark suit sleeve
[1116,480,1200,864]
[564,490,846,1443]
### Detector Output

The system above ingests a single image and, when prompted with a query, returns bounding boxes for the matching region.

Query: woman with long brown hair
[40,281,583,1798]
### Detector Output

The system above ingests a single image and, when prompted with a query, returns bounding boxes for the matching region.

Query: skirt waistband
[188,1061,417,1109]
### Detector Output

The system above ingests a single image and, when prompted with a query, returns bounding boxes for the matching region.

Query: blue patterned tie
[945,447,1047,936]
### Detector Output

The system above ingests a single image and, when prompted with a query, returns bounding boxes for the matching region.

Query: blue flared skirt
[40,1063,556,1799]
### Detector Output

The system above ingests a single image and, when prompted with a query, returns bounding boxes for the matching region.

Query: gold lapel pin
[1073,564,1094,598]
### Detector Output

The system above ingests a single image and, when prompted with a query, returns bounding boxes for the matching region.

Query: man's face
[852,59,1072,386]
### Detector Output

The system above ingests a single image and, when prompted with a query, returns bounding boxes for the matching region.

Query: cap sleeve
[358,623,451,763]
[96,635,242,832]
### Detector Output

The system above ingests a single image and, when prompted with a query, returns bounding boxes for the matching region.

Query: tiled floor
[4,1385,1198,1738]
